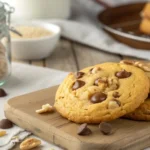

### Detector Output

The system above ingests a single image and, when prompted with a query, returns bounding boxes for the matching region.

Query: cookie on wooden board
[125,97,150,121]
[55,62,149,123]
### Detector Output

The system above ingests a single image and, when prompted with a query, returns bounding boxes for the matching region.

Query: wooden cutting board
[4,86,150,150]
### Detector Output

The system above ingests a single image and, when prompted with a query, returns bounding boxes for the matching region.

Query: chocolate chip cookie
[120,60,150,121]
[55,63,149,123]
[120,60,150,92]
[125,97,150,121]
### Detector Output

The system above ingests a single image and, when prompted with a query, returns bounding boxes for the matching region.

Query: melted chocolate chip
[90,92,107,103]
[77,123,92,136]
[72,80,85,90]
[115,70,132,79]
[0,89,7,97]
[75,72,85,79]
[0,119,13,129]
[99,122,112,135]
[94,78,107,86]
[113,92,120,98]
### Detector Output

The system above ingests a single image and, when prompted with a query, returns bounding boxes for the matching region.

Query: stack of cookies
[55,61,150,123]
[140,2,150,35]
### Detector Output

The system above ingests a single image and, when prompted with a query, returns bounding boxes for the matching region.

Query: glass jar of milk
[3,0,71,20]
[0,2,14,86]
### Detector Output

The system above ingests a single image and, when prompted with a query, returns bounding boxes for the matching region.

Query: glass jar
[0,2,14,86]
[3,0,71,20]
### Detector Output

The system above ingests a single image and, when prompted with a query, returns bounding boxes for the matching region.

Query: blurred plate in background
[98,2,150,50]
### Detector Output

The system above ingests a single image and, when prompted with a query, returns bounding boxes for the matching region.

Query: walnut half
[20,138,41,150]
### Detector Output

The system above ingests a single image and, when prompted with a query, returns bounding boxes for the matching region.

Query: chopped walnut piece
[36,104,54,114]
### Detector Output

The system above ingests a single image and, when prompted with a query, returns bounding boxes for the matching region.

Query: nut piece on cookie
[0,130,6,137]
[108,100,121,109]
[91,66,101,74]
[36,104,54,114]
[20,138,41,150]
[120,60,150,72]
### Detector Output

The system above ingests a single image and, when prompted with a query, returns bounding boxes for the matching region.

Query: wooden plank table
[12,38,143,150]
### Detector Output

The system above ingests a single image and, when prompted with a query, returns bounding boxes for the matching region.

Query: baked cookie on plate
[55,62,149,123]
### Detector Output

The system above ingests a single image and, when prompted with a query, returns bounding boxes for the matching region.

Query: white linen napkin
[0,62,67,150]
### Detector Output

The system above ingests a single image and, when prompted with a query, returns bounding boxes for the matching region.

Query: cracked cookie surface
[54,63,150,123]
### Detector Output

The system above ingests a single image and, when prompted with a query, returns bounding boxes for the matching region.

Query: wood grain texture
[72,42,121,70]
[45,39,77,72]
[5,86,150,150]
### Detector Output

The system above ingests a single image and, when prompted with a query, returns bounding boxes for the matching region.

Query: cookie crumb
[36,104,54,114]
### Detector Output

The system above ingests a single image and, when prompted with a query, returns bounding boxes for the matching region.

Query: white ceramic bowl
[11,22,61,60]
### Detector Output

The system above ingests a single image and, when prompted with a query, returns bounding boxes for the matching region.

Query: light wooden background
[12,38,134,72]
[12,38,141,150]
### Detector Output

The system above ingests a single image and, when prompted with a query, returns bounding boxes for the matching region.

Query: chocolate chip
[99,122,112,135]
[94,78,107,86]
[72,80,85,90]
[113,92,120,98]
[115,70,132,79]
[75,72,85,79]
[90,92,107,103]
[77,123,92,136]
[0,88,7,97]
[0,119,13,129]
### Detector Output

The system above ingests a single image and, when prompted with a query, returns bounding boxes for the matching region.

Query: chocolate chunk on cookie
[75,72,85,79]
[90,92,107,103]
[72,80,85,90]
[115,70,131,79]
